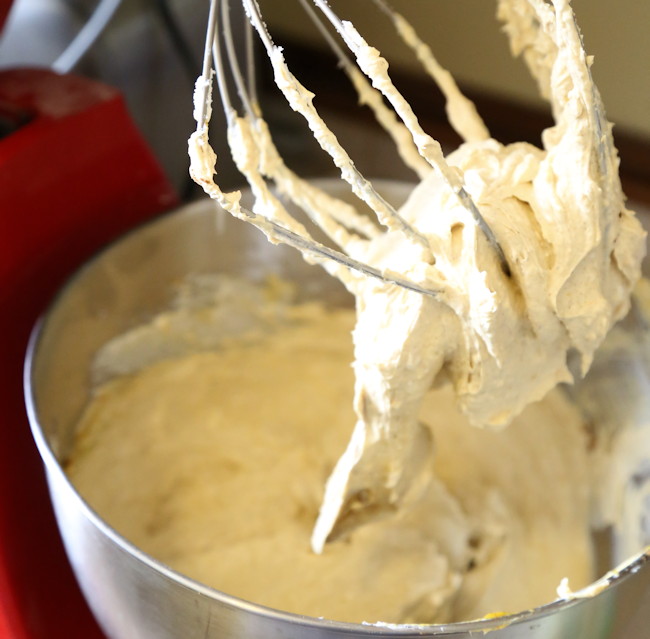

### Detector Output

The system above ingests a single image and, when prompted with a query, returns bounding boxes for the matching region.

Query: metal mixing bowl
[24,181,650,638]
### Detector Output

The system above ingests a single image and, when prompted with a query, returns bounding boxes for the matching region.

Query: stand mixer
[0,2,177,637]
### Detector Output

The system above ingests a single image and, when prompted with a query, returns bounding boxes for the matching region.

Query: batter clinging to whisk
[188,0,646,552]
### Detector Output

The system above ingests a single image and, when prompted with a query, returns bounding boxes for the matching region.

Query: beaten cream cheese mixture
[189,0,645,551]
[67,0,649,628]
[68,280,595,624]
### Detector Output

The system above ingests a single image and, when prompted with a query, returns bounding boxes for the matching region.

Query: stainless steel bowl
[24,181,650,638]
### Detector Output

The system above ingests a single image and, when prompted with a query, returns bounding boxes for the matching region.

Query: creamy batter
[189,0,645,551]
[67,282,595,624]
[67,0,650,628]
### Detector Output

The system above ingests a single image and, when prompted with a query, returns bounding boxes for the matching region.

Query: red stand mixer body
[0,4,179,632]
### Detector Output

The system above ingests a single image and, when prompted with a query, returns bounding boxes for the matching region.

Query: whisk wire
[221,0,255,118]
[373,0,491,144]
[312,0,510,275]
[244,7,259,110]
[193,1,448,296]
[298,0,431,179]
[217,1,385,246]
[195,0,219,127]
[194,0,514,294]
[241,0,437,255]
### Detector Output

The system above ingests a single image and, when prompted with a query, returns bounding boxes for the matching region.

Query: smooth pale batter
[67,292,595,624]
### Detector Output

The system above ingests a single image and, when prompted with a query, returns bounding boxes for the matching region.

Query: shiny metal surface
[25,181,650,638]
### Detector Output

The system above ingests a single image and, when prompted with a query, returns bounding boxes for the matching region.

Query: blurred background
[264,0,650,139]
[1,0,648,198]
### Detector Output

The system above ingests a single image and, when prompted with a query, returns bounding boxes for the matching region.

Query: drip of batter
[188,0,646,552]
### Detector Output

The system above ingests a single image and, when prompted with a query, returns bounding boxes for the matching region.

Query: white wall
[262,0,650,140]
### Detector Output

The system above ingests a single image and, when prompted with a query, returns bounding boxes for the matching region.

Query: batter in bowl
[67,277,596,624]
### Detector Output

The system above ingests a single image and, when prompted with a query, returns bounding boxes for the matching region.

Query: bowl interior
[25,182,650,638]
